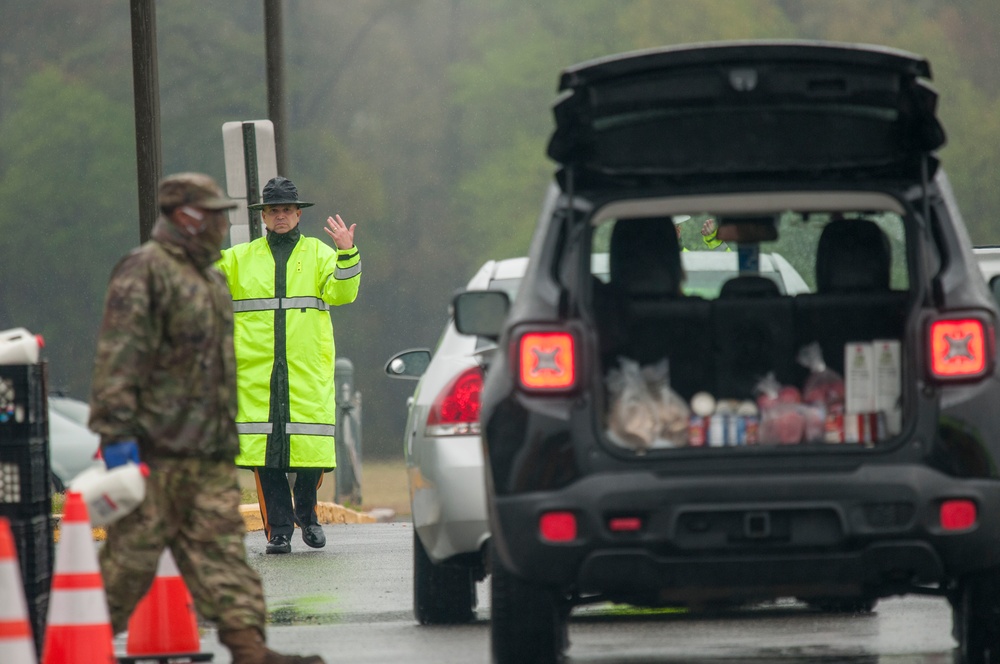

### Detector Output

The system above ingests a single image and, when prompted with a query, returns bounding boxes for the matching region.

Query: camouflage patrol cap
[158,172,238,211]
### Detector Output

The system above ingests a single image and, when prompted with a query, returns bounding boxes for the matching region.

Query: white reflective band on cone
[157,549,181,577]
[0,560,30,620]
[54,523,100,573]
[47,588,112,625]
[0,642,35,663]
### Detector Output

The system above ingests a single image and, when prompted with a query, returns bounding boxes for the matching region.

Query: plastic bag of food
[761,404,805,445]
[797,342,845,412]
[606,357,658,450]
[802,403,827,443]
[753,372,781,411]
[642,359,690,447]
[755,372,805,445]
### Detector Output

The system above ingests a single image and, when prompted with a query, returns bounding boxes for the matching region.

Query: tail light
[517,331,577,391]
[940,499,977,531]
[426,367,482,436]
[539,511,577,542]
[927,315,994,382]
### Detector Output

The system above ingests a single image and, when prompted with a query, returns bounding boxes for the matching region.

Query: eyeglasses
[261,205,299,217]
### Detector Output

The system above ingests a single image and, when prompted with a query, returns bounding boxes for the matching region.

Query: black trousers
[254,468,324,539]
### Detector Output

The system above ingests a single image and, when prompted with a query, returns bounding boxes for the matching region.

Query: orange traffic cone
[119,549,212,663]
[41,491,115,664]
[0,517,36,663]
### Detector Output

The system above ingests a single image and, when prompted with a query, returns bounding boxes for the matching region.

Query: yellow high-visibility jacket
[217,236,361,469]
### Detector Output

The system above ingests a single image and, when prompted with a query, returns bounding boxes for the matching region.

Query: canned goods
[708,414,726,447]
[728,415,742,446]
[688,415,707,447]
[743,415,759,445]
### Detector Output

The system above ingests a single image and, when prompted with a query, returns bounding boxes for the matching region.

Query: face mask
[180,206,227,250]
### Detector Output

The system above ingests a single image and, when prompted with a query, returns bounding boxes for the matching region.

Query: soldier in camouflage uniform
[88,173,325,664]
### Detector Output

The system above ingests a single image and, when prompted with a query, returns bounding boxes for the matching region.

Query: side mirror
[384,349,432,380]
[453,290,510,340]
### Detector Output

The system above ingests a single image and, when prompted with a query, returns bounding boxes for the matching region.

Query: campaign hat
[247,176,314,210]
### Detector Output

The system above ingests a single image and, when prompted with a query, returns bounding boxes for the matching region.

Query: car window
[761,212,909,293]
[590,211,908,299]
[488,277,522,302]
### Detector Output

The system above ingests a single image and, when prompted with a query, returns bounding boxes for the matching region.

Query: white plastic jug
[69,462,149,526]
[0,327,44,365]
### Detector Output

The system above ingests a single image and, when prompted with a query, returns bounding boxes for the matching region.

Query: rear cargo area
[590,208,911,451]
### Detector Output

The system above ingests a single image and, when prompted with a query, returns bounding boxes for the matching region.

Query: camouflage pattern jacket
[88,217,240,460]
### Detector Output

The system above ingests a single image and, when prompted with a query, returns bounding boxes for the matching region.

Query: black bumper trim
[577,540,942,604]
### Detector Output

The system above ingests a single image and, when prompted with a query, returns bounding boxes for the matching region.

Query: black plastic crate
[3,512,51,656]
[0,437,51,507]
[0,363,47,443]
[9,512,54,588]
[25,588,49,657]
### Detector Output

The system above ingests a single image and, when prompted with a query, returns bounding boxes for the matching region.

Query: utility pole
[264,0,287,175]
[130,0,162,244]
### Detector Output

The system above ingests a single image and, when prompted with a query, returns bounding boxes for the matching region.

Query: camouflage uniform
[88,174,266,635]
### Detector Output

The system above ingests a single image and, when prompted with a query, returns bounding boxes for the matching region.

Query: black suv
[454,41,1000,664]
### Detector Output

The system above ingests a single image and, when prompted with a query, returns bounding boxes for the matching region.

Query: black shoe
[266,534,291,554]
[302,524,326,549]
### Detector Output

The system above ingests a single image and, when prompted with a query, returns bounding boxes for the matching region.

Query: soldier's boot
[220,627,326,664]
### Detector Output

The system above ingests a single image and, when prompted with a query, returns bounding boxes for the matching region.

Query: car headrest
[719,275,781,298]
[609,217,683,297]
[816,219,891,293]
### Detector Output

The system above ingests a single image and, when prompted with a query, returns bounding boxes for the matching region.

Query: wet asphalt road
[112,521,962,664]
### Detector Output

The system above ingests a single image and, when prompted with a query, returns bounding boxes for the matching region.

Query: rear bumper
[491,463,1000,604]
[577,542,940,605]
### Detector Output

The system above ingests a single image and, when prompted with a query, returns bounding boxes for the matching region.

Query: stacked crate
[0,362,53,656]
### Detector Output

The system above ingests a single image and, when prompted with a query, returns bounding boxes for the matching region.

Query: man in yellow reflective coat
[678,216,730,252]
[217,176,361,554]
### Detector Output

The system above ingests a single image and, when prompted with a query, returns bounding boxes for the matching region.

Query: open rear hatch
[547,41,945,186]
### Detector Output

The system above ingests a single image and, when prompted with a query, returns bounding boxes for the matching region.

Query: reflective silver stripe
[334,262,362,280]
[233,299,279,312]
[236,422,335,436]
[237,422,273,434]
[286,423,336,436]
[232,297,329,312]
[282,296,329,311]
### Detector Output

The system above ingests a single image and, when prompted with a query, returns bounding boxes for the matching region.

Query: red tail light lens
[539,511,577,542]
[940,499,977,531]
[426,367,482,436]
[518,332,576,391]
[928,317,991,380]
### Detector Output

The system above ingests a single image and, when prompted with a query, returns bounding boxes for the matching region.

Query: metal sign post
[222,120,278,245]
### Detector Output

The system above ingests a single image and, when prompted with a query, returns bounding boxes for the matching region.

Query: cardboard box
[844,342,875,414]
[873,339,902,434]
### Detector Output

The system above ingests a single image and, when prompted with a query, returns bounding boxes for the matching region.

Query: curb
[54,502,396,541]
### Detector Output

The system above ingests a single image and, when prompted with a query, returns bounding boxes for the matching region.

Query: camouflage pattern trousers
[100,457,267,635]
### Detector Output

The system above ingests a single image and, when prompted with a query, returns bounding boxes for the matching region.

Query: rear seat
[595,218,712,400]
[711,277,801,399]
[794,219,908,375]
[595,217,908,403]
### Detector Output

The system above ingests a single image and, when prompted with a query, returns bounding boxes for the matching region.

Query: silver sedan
[385,256,526,624]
